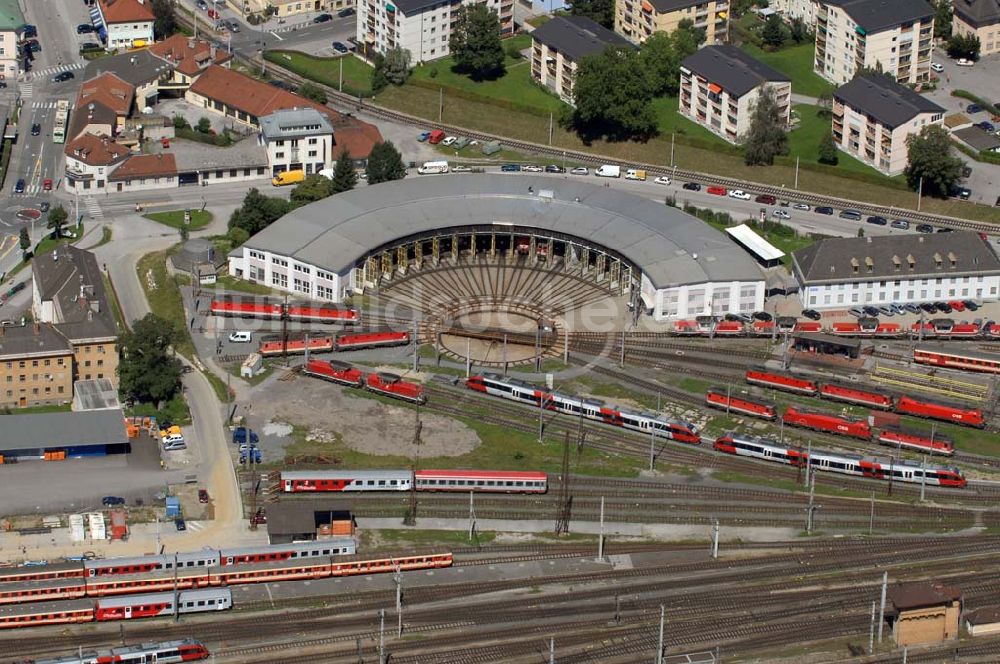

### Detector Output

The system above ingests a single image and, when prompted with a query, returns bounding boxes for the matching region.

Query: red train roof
[415,469,547,480]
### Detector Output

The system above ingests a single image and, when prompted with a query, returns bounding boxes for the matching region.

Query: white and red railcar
[335,331,410,351]
[282,470,413,493]
[704,388,776,420]
[878,428,955,456]
[93,589,232,621]
[414,469,548,493]
[25,639,211,663]
[913,346,1000,376]
[745,368,818,395]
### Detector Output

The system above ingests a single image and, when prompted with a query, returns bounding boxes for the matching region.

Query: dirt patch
[250,371,480,458]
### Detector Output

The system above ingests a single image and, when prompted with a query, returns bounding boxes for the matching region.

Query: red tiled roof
[98,0,155,23]
[149,34,232,77]
[109,153,177,181]
[77,72,135,116]
[189,66,383,158]
[888,582,963,612]
[64,133,131,166]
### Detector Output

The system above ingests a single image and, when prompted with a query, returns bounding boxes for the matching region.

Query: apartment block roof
[792,232,1000,284]
[78,72,135,117]
[825,0,934,34]
[681,45,789,98]
[0,409,128,452]
[952,0,1000,27]
[391,0,453,15]
[65,133,131,167]
[83,49,173,89]
[149,34,232,77]
[32,246,117,342]
[834,74,944,129]
[108,153,177,181]
[0,323,72,360]
[531,16,631,62]
[645,0,706,12]
[0,0,25,32]
[260,108,334,141]
[97,0,155,24]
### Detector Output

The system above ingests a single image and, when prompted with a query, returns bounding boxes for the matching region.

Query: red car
[198,489,209,503]
[707,185,727,196]
[42,178,52,191]
[948,300,966,311]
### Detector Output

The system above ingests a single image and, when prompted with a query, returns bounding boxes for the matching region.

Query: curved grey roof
[242,175,764,289]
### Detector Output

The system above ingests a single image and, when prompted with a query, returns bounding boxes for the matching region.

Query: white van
[163,434,187,451]
[229,331,252,343]
[595,164,621,178]
[417,161,450,175]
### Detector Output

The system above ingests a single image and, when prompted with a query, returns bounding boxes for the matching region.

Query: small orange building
[886,582,963,647]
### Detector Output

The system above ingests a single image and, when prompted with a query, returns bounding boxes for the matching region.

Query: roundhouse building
[227,176,765,321]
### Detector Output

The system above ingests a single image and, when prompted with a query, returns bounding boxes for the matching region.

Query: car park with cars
[77,23,95,34]
[839,210,862,220]
[956,58,975,66]
[792,202,810,210]
[102,496,125,506]
[755,194,777,205]
[802,309,821,320]
[683,182,702,191]
[815,206,834,215]
[916,223,934,233]
[501,164,521,172]
[570,166,589,175]
[866,216,887,226]
[544,165,565,173]
[728,189,751,200]
[654,176,671,185]
[772,209,790,219]
[332,42,350,54]
[890,219,909,230]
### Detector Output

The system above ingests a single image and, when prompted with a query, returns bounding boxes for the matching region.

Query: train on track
[714,433,966,487]
[669,316,1000,340]
[209,297,359,325]
[15,638,211,663]
[1,589,231,631]
[466,373,701,444]
[913,346,1000,375]
[302,359,427,404]
[258,332,411,358]
[745,368,984,428]
[280,469,548,493]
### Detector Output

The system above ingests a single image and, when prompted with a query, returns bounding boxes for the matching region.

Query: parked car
[977,121,996,132]
[962,165,973,178]
[755,194,777,205]
[43,178,52,191]
[196,0,208,8]
[39,201,49,212]
[313,13,334,22]
[501,164,521,172]
[948,300,966,312]
[570,166,589,175]
[52,70,74,82]
[956,58,975,66]
[13,178,24,194]
[728,189,751,200]
[890,219,910,230]
[22,24,36,38]
[416,131,431,142]
[815,206,834,215]
[268,79,295,91]
[849,307,865,318]
[522,165,543,172]
[102,496,125,506]
[332,41,350,54]
[544,165,565,173]
[866,215,887,226]
[682,182,702,191]
[30,123,40,136]
[198,489,210,503]
[903,303,921,314]
[792,202,811,211]
[876,305,894,316]
[441,136,457,146]
[175,518,187,531]
[964,300,980,311]
[753,311,772,322]
[226,20,240,32]
[451,165,472,172]
[936,227,954,233]
[772,209,790,219]
[931,62,944,72]
[936,302,953,313]
[23,39,40,53]
[918,302,936,313]
[863,306,880,316]
[338,7,356,16]
[77,23,95,34]
[802,309,821,320]
[654,176,671,185]
[707,185,728,196]
[839,209,862,220]
[966,103,982,114]
[80,42,101,52]
[916,223,934,233]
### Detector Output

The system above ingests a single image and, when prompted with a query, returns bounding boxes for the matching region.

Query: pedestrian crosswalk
[30,100,73,110]
[84,196,104,220]
[185,521,205,532]
[20,83,32,99]
[26,62,86,80]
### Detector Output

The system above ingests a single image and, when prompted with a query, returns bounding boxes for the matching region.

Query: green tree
[904,125,964,198]
[789,17,810,44]
[946,33,980,61]
[818,131,839,165]
[571,45,656,141]
[196,117,212,133]
[298,82,327,104]
[677,18,706,46]
[290,174,334,206]
[449,3,505,80]
[227,226,250,248]
[568,0,614,28]
[816,90,834,117]
[742,86,788,166]
[47,205,68,239]
[119,313,183,406]
[761,14,787,49]
[383,46,412,86]
[150,0,177,39]
[934,0,952,40]
[18,226,30,257]
[228,188,291,235]
[638,28,699,97]
[370,53,389,93]
[365,140,407,184]
[330,147,358,194]
[172,115,190,129]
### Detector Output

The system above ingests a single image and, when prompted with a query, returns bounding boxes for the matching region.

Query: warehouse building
[792,232,1000,310]
[0,409,129,462]
[266,500,353,545]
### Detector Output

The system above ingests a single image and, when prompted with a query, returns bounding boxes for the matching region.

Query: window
[272,273,288,288]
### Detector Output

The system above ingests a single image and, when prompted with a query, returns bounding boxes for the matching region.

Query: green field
[145,209,213,231]
[264,50,374,96]
[742,43,835,98]
[788,105,893,178]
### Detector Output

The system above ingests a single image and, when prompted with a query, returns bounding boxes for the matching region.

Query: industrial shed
[265,499,353,545]
[0,409,129,462]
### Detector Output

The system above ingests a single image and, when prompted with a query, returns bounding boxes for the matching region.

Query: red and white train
[280,469,549,494]
[0,589,230,630]
[466,373,701,444]
[335,331,410,351]
[878,428,954,456]
[913,346,1000,375]
[704,388,776,420]
[210,297,359,324]
[17,639,211,663]
[669,317,1000,341]
[714,433,966,487]
[301,359,427,404]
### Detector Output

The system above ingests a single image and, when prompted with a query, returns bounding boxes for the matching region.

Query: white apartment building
[95,0,155,50]
[615,0,729,46]
[64,133,131,193]
[259,108,335,177]
[832,74,944,175]
[952,0,1000,56]
[0,0,24,84]
[530,16,631,105]
[814,0,934,85]
[641,275,765,319]
[793,233,1000,310]
[357,0,513,63]
[770,0,818,27]
[679,45,791,144]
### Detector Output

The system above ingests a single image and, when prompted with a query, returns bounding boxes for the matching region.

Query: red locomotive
[782,405,872,440]
[818,383,894,410]
[209,297,283,319]
[745,368,818,395]
[895,395,985,428]
[335,331,410,351]
[258,336,335,357]
[209,297,359,324]
[791,321,822,333]
[286,304,360,324]
[704,388,776,420]
[878,428,954,456]
[302,359,365,387]
[366,372,427,404]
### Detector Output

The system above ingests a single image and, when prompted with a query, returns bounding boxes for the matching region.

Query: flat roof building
[265,500,352,545]
[0,409,129,461]
[725,224,785,267]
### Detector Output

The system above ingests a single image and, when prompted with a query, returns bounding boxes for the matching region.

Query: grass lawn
[651,96,735,148]
[0,403,72,415]
[34,224,84,258]
[136,249,197,359]
[264,50,374,96]
[788,105,894,179]
[215,274,277,296]
[145,209,213,231]
[102,274,128,333]
[360,529,498,549]
[742,43,834,98]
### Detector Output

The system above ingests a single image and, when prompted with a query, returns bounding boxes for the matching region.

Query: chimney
[210,44,217,59]
[892,255,901,271]
[188,38,196,50]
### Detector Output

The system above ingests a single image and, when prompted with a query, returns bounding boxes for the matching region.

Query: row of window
[5,386,65,397]
[6,358,66,369]
[416,479,545,487]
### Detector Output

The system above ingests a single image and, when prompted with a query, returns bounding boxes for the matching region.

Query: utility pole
[395,566,403,638]
[554,432,572,535]
[648,429,655,471]
[597,496,605,560]
[438,87,443,123]
[869,600,876,655]
[405,408,421,526]
[466,337,471,378]
[549,637,555,664]
[917,175,923,212]
[711,519,719,559]
[339,56,343,92]
[468,490,476,541]
[794,155,800,190]
[869,491,875,536]
[614,592,621,625]
[656,604,665,664]
[378,609,386,664]
[173,552,179,622]
[538,390,545,443]
[548,112,553,145]
[878,571,887,643]
[805,474,816,534]
[411,317,418,372]
[620,330,625,368]
[670,133,675,167]
[502,333,507,376]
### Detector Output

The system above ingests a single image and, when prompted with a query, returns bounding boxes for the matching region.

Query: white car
[792,202,811,211]
[451,165,472,172]
[728,189,752,200]
[441,136,457,146]
[654,176,671,185]
[956,58,975,67]
[522,165,543,172]
[570,167,589,175]
[930,62,944,72]
[772,209,790,220]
